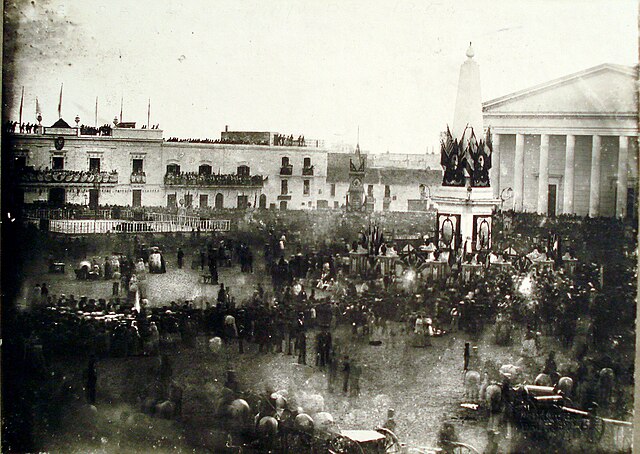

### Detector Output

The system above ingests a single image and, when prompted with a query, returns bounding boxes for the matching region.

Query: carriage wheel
[376,427,401,453]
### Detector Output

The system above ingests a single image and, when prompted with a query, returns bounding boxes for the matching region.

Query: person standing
[350,360,361,397]
[200,249,206,271]
[297,331,307,365]
[464,342,470,372]
[177,248,184,269]
[327,349,338,393]
[85,356,98,405]
[342,355,351,394]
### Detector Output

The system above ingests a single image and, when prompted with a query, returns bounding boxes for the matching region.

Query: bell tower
[347,141,366,211]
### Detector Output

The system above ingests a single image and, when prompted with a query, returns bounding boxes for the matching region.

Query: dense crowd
[164,171,265,187]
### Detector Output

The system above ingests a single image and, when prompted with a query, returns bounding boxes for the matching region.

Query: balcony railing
[302,166,314,176]
[19,169,118,185]
[280,165,293,176]
[131,172,146,184]
[164,172,266,187]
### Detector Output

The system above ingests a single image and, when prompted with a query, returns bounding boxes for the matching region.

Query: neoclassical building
[484,63,638,219]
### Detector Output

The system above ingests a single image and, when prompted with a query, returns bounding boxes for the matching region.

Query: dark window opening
[89,158,101,173]
[167,164,181,175]
[281,180,288,195]
[303,179,310,195]
[52,156,64,170]
[384,185,391,198]
[237,165,250,176]
[199,164,212,176]
[132,159,144,173]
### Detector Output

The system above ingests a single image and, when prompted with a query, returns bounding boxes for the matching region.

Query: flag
[58,83,63,118]
[483,127,493,169]
[19,86,24,125]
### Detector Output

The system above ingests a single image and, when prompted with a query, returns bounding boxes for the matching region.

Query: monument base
[433,186,499,252]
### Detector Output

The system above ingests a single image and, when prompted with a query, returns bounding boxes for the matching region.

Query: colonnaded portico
[484,64,638,219]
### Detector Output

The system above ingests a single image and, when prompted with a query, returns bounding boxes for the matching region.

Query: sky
[3,0,638,154]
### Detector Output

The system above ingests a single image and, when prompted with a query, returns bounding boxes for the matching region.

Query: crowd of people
[273,134,305,147]
[164,171,264,187]
[79,124,113,136]
[6,120,40,134]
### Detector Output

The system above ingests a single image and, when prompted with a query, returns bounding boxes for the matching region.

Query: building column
[616,135,629,218]
[513,133,525,211]
[589,135,601,217]
[563,134,575,214]
[537,133,549,214]
[491,133,501,198]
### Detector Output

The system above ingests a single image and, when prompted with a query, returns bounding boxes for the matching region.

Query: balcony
[302,166,314,176]
[130,172,147,184]
[164,172,266,188]
[19,169,118,185]
[280,165,293,176]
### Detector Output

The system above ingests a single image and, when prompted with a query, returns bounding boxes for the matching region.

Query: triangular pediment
[483,64,637,114]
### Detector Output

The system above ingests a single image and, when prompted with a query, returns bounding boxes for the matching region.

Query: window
[167,164,180,175]
[367,185,374,197]
[215,193,224,209]
[281,180,288,195]
[89,158,101,173]
[334,201,339,209]
[237,165,250,176]
[331,184,336,196]
[132,189,142,207]
[237,195,248,209]
[89,189,99,210]
[259,194,267,209]
[132,159,143,174]
[184,194,193,208]
[303,179,310,195]
[384,185,391,198]
[14,156,26,170]
[199,164,212,176]
[303,157,311,168]
[52,156,64,170]
[280,200,288,210]
[49,188,65,206]
[167,193,177,208]
[281,157,290,167]
[200,194,209,208]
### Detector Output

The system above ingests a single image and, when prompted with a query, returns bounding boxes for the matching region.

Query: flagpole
[147,98,150,129]
[58,83,63,119]
[19,86,24,126]
[95,96,98,127]
[120,96,123,124]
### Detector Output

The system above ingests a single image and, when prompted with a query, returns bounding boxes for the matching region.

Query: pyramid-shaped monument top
[452,43,483,143]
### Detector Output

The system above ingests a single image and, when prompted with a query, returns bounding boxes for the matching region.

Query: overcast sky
[3,0,638,153]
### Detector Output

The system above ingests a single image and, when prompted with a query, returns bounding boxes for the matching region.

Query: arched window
[215,193,224,209]
[237,165,250,176]
[259,194,267,209]
[199,164,212,176]
[303,157,311,168]
[281,157,290,167]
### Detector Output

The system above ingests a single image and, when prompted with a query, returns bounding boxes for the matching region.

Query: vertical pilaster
[491,133,501,198]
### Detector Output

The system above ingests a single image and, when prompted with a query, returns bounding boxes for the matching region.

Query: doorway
[89,189,99,210]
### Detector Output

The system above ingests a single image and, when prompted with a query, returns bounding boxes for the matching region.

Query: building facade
[484,64,638,218]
